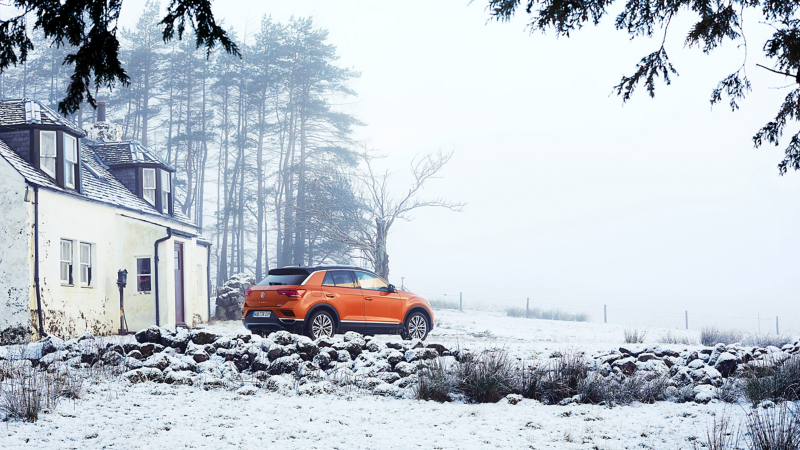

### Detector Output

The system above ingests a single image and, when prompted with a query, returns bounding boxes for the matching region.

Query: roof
[91,140,172,169]
[0,99,84,136]
[269,266,376,275]
[0,129,197,229]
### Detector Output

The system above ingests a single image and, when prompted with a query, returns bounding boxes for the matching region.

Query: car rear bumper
[242,311,304,335]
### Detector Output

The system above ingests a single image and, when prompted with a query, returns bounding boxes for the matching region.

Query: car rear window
[257,269,309,286]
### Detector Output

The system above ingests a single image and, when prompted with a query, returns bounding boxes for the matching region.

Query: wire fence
[420,292,800,336]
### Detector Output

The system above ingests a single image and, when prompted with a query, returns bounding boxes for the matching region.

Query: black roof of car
[268,265,378,276]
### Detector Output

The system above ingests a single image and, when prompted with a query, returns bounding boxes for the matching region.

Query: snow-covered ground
[0,309,784,449]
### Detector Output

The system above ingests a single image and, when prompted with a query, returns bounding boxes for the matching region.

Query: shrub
[457,350,517,403]
[700,327,744,346]
[744,334,794,349]
[429,298,460,310]
[658,330,698,346]
[716,378,742,404]
[522,352,589,404]
[0,360,63,422]
[693,411,740,450]
[741,355,800,408]
[744,403,800,450]
[579,372,668,406]
[506,307,589,322]
[624,327,647,344]
[416,358,457,402]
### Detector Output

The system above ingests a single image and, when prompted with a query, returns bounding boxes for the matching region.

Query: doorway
[174,242,185,325]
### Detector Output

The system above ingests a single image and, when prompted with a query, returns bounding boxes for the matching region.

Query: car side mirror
[388,284,397,293]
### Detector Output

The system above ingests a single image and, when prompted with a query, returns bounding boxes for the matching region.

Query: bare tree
[313,148,464,280]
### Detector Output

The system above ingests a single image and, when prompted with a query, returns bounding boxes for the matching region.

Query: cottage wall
[0,158,33,343]
[35,189,209,339]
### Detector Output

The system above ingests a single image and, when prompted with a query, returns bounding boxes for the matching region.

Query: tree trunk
[375,219,390,280]
[293,111,307,265]
[255,99,265,280]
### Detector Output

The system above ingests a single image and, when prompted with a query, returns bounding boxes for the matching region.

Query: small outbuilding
[0,99,211,344]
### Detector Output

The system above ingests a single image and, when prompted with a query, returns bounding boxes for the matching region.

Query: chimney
[97,101,106,122]
[85,101,122,142]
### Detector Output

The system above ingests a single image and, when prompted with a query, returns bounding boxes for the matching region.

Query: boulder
[298,381,335,396]
[271,331,293,346]
[268,355,301,375]
[263,375,292,392]
[343,331,366,348]
[394,361,418,377]
[612,357,637,375]
[637,353,657,362]
[236,385,258,396]
[404,348,439,362]
[714,352,738,377]
[190,330,219,345]
[372,383,401,397]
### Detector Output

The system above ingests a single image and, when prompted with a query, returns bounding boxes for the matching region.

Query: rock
[654,348,680,358]
[687,359,705,370]
[193,353,209,363]
[405,348,439,362]
[294,336,317,355]
[101,351,124,366]
[612,357,637,375]
[298,381,335,396]
[123,369,148,384]
[313,353,331,369]
[619,346,645,357]
[385,341,404,350]
[425,343,448,355]
[143,353,171,371]
[251,353,270,372]
[191,330,219,345]
[343,331,366,348]
[506,394,523,405]
[163,370,194,385]
[693,385,716,404]
[637,353,657,362]
[356,377,385,390]
[263,375,292,392]
[372,383,401,397]
[366,340,387,353]
[316,337,335,348]
[236,385,258,396]
[377,372,401,384]
[271,331,293,346]
[124,357,144,370]
[714,352,738,377]
[334,341,363,359]
[394,361,418,377]
[394,375,418,389]
[40,351,68,367]
[382,349,405,366]
[268,355,301,375]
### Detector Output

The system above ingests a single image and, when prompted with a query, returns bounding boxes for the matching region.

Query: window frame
[60,239,73,286]
[142,168,156,206]
[136,257,152,294]
[40,130,57,179]
[161,170,171,214]
[64,134,78,189]
[79,242,92,288]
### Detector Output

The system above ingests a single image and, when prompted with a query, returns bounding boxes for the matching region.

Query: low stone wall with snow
[3,327,799,404]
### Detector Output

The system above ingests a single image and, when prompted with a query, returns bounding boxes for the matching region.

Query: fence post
[776,316,779,335]
[526,298,529,318]
[459,292,462,312]
[685,310,688,330]
[604,305,607,324]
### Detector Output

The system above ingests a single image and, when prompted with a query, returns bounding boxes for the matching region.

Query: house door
[174,242,185,325]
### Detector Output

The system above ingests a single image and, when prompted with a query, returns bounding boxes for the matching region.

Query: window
[79,243,92,287]
[40,131,57,178]
[60,240,73,286]
[64,134,78,189]
[354,271,389,291]
[137,258,152,293]
[161,170,171,213]
[143,168,156,205]
[322,270,357,288]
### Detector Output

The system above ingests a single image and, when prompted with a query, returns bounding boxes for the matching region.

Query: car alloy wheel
[310,312,334,339]
[407,314,428,340]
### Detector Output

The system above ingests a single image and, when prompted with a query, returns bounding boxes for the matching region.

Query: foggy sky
[118,1,800,322]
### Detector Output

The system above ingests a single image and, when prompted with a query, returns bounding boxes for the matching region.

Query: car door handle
[365,297,373,301]
[325,294,336,298]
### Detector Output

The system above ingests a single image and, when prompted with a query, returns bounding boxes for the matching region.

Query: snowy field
[0,310,786,449]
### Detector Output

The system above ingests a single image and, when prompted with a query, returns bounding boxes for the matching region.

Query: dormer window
[40,130,57,178]
[143,168,156,205]
[64,134,78,189]
[161,170,171,214]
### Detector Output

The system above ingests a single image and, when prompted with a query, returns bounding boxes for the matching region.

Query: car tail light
[277,289,306,299]
[245,289,252,297]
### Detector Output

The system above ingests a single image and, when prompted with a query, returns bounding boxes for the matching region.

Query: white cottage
[0,99,211,344]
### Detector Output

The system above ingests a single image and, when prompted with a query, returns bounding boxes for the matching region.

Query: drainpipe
[33,185,45,337]
[206,244,211,319]
[154,228,172,326]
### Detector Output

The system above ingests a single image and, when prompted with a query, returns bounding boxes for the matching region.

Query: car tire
[306,310,336,340]
[403,312,430,341]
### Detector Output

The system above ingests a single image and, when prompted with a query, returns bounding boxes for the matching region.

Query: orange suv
[242,266,434,340]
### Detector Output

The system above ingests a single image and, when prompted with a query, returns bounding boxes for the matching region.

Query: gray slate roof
[92,140,171,168]
[0,99,84,135]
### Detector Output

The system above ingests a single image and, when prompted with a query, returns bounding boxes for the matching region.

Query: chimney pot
[97,101,106,122]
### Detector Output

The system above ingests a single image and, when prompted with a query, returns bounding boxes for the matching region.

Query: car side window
[354,271,389,291]
[323,270,357,288]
